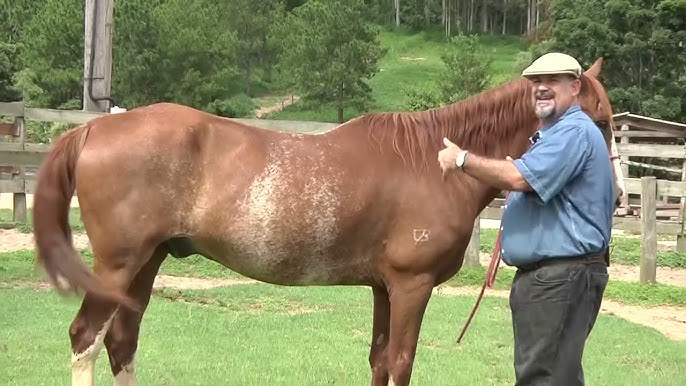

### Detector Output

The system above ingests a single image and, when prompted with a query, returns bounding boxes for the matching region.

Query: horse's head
[576,57,626,206]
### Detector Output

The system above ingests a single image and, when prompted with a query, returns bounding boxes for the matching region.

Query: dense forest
[1,0,684,132]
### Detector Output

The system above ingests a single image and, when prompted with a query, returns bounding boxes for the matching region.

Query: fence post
[464,214,481,267]
[640,176,657,284]
[12,116,27,223]
[619,124,630,209]
[676,156,686,252]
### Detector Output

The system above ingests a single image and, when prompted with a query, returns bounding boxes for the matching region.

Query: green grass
[265,28,528,122]
[11,207,685,270]
[252,95,290,109]
[2,247,685,308]
[0,208,83,234]
[1,284,684,385]
[449,265,686,307]
[0,249,244,284]
[479,228,686,268]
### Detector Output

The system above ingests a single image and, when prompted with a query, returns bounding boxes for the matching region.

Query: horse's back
[73,103,266,240]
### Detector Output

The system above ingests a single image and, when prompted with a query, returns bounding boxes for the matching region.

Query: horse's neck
[440,84,537,215]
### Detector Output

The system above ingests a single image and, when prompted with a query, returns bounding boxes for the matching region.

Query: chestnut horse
[32,58,623,386]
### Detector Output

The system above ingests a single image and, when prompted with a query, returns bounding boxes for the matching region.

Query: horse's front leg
[369,285,391,386]
[385,273,434,386]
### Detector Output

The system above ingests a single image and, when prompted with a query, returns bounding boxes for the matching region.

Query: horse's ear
[584,57,603,79]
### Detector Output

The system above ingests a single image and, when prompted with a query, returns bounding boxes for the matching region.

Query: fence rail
[2,102,686,284]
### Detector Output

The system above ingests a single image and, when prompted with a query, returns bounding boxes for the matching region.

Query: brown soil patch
[4,230,684,287]
[0,229,90,253]
[478,252,686,287]
[435,286,686,341]
[254,95,301,118]
[152,275,255,290]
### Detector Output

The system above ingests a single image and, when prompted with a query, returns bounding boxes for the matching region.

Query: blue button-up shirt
[500,103,615,266]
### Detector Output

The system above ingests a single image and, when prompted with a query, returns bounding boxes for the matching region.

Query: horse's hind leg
[70,294,118,386]
[369,285,390,386]
[69,241,160,386]
[385,275,434,386]
[105,246,167,385]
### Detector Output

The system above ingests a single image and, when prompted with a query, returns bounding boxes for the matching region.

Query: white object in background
[109,106,127,114]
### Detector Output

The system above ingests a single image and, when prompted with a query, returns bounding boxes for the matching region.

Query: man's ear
[572,77,582,96]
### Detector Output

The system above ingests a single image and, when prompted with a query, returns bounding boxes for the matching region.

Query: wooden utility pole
[83,0,114,112]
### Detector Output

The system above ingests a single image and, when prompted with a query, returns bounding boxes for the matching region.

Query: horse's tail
[32,124,138,311]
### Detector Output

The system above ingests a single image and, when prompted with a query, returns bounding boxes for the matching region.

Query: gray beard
[535,105,554,119]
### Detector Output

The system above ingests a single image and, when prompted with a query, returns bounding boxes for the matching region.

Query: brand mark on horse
[413,229,430,244]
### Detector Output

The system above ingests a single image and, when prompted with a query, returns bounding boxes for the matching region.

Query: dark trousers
[509,258,609,386]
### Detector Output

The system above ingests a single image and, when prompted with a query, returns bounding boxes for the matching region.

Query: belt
[516,251,608,272]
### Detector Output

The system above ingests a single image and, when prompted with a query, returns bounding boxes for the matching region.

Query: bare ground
[477,252,686,287]
[254,95,301,118]
[2,229,685,341]
[434,285,686,342]
[4,229,684,287]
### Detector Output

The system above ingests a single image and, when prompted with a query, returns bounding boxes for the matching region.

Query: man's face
[529,74,581,121]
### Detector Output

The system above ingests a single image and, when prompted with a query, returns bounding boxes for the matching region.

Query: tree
[14,0,83,109]
[231,0,286,96]
[0,0,41,101]
[531,0,686,122]
[405,33,493,110]
[274,0,385,122]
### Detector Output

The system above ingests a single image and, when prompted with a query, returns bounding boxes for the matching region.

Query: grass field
[2,212,686,384]
[264,28,529,123]
[2,280,686,385]
[3,206,686,309]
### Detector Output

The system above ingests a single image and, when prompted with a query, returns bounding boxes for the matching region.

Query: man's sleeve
[513,125,589,204]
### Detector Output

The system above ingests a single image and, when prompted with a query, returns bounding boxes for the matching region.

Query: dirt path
[477,252,686,287]
[434,286,686,342]
[254,95,301,118]
[10,273,684,341]
[4,229,684,287]
[150,276,686,342]
[3,229,686,341]
[152,275,256,289]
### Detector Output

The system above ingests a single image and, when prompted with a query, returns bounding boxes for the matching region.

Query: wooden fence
[2,102,685,284]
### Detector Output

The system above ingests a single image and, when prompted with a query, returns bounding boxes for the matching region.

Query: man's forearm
[462,153,533,192]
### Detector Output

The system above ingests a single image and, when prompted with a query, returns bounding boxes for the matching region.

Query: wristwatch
[455,150,468,169]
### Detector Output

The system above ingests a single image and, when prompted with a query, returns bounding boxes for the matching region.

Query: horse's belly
[205,237,366,286]
[208,152,373,285]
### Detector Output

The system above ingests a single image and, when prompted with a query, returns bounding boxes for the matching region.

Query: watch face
[456,152,465,167]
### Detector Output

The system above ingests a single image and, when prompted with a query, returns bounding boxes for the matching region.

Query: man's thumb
[506,155,514,161]
[443,137,454,147]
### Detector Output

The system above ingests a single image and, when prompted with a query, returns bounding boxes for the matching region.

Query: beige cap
[521,52,582,79]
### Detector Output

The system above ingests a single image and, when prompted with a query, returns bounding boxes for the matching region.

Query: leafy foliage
[532,0,686,122]
[273,0,385,122]
[14,0,83,109]
[0,0,682,144]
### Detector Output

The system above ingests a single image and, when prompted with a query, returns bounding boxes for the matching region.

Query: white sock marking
[71,312,116,386]
[114,356,136,386]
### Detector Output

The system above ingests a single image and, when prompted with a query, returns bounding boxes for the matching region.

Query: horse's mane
[357,78,536,173]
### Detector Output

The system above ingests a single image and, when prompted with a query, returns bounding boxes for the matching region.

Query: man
[437,52,614,385]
